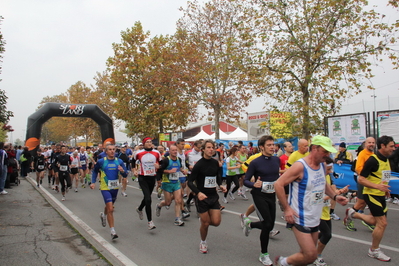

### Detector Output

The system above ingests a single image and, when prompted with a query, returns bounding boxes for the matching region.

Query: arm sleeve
[244,160,256,188]
[91,161,102,184]
[119,159,128,177]
[188,164,201,195]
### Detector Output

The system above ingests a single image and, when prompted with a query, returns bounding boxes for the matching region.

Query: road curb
[26,174,137,266]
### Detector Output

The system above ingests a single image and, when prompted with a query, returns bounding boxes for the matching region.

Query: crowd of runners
[22,133,398,266]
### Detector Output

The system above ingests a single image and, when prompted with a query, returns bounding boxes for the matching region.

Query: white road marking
[28,176,138,266]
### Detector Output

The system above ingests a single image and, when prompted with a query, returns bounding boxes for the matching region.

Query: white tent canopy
[209,129,230,140]
[223,127,248,140]
[185,129,212,141]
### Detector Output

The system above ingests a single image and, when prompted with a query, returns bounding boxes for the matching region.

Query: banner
[247,111,270,140]
[269,111,292,138]
[327,114,367,146]
[377,110,399,140]
[333,163,399,194]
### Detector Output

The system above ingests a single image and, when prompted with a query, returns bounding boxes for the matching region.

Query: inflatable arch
[25,103,114,151]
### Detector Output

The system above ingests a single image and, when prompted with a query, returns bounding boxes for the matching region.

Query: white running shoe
[174,218,184,226]
[61,196,65,201]
[228,191,235,200]
[199,242,208,254]
[368,248,391,262]
[343,207,355,227]
[243,219,251,237]
[274,256,285,266]
[121,191,127,197]
[222,197,228,204]
[100,212,106,227]
[148,221,156,230]
[269,228,280,237]
[156,203,161,217]
[313,257,327,266]
[259,253,273,266]
[240,214,246,228]
[330,213,340,220]
[136,207,143,220]
[0,190,8,195]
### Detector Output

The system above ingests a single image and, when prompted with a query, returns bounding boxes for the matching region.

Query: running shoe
[269,228,280,237]
[243,219,251,237]
[75,188,78,192]
[182,210,190,219]
[61,196,65,201]
[330,213,340,220]
[361,221,375,231]
[220,205,225,211]
[100,212,106,227]
[222,197,228,204]
[183,194,187,198]
[368,248,391,262]
[165,205,170,210]
[148,221,156,230]
[111,232,118,240]
[199,242,208,254]
[386,197,394,203]
[157,188,162,200]
[345,220,357,231]
[0,190,8,195]
[240,213,246,228]
[343,207,355,227]
[121,191,127,197]
[156,203,162,217]
[81,184,86,188]
[313,257,327,266]
[228,192,235,200]
[274,256,285,266]
[136,207,143,220]
[239,192,248,200]
[55,186,59,193]
[174,218,185,226]
[393,198,399,205]
[259,253,273,266]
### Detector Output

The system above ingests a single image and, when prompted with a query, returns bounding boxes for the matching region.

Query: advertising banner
[377,110,399,141]
[327,114,367,146]
[247,112,270,140]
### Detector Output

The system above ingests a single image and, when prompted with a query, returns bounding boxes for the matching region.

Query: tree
[0,17,13,125]
[248,0,399,139]
[176,0,260,139]
[107,22,198,138]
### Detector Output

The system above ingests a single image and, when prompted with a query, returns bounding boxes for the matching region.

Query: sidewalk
[0,175,110,266]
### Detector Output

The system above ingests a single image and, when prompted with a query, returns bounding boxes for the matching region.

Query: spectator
[334,142,352,164]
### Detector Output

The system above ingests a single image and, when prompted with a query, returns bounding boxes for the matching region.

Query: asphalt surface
[0,175,110,266]
[3,172,399,265]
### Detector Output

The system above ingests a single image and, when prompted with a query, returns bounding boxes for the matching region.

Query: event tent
[223,127,248,140]
[209,129,230,140]
[185,129,211,141]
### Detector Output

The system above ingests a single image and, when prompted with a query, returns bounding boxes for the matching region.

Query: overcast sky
[1,0,398,143]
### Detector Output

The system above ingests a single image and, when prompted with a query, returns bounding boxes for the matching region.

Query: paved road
[29,174,399,266]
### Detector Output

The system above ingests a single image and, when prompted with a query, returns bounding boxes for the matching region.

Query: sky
[1,0,398,143]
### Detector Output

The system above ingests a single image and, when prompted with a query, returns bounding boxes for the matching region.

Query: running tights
[138,175,156,221]
[58,172,71,193]
[224,174,240,197]
[250,191,276,254]
[318,219,332,245]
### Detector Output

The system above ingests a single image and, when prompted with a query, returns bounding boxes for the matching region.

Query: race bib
[311,189,324,205]
[80,160,86,165]
[108,180,119,190]
[178,171,186,178]
[261,181,275,193]
[60,165,68,171]
[143,162,156,176]
[38,165,44,170]
[382,170,391,185]
[204,176,217,188]
[169,172,179,181]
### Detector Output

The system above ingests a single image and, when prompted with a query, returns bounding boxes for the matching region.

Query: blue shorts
[179,176,187,184]
[101,189,118,204]
[80,165,87,170]
[161,182,181,193]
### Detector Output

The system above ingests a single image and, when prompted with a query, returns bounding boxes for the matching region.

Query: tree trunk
[159,119,164,136]
[214,106,220,140]
[302,85,310,140]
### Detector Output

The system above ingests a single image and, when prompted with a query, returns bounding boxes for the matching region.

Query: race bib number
[169,172,179,181]
[261,181,275,193]
[143,162,156,176]
[204,176,217,188]
[311,190,324,205]
[60,165,68,171]
[38,165,44,170]
[108,180,119,190]
[382,170,391,185]
[80,160,86,165]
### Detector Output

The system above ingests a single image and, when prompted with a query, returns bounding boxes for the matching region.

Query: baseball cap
[311,135,337,153]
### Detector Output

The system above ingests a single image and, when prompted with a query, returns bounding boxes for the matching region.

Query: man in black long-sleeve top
[188,140,227,254]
